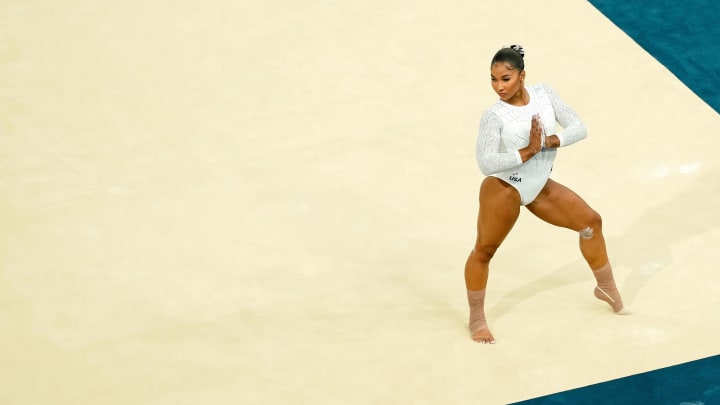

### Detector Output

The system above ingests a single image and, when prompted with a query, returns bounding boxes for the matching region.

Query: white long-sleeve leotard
[475,83,587,205]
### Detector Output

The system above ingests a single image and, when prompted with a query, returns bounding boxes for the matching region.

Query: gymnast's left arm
[541,83,587,148]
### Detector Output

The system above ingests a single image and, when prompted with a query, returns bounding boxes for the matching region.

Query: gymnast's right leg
[465,177,521,344]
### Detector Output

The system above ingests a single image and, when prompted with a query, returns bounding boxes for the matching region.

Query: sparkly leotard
[476,83,587,205]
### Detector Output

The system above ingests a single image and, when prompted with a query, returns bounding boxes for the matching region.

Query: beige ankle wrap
[592,263,627,313]
[467,289,489,333]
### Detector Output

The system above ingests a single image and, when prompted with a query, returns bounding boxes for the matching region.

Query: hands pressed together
[530,113,546,153]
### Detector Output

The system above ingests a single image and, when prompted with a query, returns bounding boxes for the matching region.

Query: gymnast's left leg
[526,179,627,313]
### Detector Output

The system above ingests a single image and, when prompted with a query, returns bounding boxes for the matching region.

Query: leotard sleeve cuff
[513,150,522,165]
[556,133,566,147]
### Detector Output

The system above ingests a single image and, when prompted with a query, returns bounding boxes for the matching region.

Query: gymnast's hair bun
[504,44,525,58]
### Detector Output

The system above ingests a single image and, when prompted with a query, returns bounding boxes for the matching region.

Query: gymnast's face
[491,62,525,105]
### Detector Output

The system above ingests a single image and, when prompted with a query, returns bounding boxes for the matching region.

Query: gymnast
[465,45,628,344]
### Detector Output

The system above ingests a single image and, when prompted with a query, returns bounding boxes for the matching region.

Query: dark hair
[491,45,525,71]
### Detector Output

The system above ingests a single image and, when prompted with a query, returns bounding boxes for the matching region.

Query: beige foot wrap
[592,263,628,314]
[467,289,495,343]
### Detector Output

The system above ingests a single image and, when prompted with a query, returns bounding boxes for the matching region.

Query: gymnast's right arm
[475,111,539,175]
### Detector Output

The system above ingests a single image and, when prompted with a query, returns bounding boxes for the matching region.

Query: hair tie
[503,44,525,58]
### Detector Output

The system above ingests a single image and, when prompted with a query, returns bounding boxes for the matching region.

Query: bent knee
[472,245,500,263]
[579,211,602,239]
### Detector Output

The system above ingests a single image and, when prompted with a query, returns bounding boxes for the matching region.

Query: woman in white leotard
[465,45,628,344]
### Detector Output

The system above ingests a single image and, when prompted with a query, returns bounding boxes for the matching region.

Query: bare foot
[470,320,496,344]
[592,264,631,315]
[466,289,496,343]
[594,286,630,314]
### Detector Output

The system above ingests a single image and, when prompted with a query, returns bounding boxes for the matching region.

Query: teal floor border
[588,0,720,114]
[510,354,720,405]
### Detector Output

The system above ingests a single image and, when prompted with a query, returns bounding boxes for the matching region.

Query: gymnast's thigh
[525,179,599,231]
[475,177,522,250]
